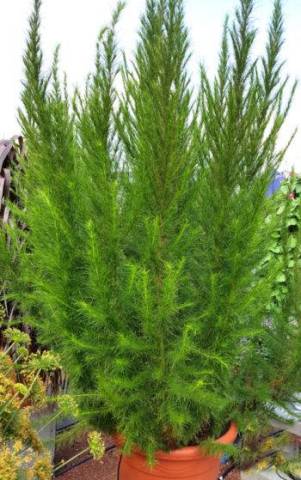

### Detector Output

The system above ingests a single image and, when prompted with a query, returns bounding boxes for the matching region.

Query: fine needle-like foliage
[4,0,301,462]
[195,0,299,434]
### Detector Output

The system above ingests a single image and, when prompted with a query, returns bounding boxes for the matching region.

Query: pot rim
[115,422,238,462]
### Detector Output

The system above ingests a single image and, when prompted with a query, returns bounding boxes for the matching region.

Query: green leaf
[295,183,301,194]
[277,205,285,215]
[280,184,289,194]
[287,236,297,250]
[275,273,286,283]
[286,218,298,227]
[270,245,283,254]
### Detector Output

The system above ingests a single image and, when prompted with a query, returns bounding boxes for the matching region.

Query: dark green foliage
[259,175,301,407]
[265,174,301,313]
[5,0,301,461]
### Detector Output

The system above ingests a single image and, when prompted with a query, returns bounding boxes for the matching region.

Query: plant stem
[19,368,41,408]
[4,341,16,355]
[37,410,60,434]
[53,447,90,472]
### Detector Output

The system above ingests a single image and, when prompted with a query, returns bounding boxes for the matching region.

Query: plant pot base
[119,453,221,479]
[117,423,237,480]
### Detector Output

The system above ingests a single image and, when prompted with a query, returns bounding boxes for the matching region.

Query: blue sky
[1,0,300,171]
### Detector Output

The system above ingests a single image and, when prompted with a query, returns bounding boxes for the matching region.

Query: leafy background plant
[265,174,301,313]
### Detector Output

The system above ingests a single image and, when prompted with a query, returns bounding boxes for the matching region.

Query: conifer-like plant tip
[4,0,301,466]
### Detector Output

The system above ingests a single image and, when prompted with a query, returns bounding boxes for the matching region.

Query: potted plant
[5,0,301,478]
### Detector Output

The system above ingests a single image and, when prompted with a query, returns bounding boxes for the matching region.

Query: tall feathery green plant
[193,0,298,432]
[6,0,301,461]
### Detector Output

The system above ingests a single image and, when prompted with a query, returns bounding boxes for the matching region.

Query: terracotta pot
[117,422,237,480]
